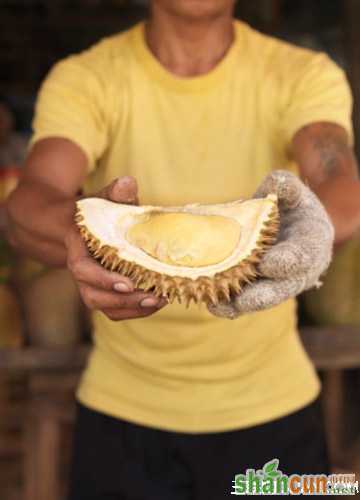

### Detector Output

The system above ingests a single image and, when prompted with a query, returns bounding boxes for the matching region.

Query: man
[7,1,360,498]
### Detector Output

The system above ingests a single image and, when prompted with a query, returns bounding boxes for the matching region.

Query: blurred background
[0,1,360,499]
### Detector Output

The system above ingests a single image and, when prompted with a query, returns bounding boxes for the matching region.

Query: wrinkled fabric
[209,171,334,318]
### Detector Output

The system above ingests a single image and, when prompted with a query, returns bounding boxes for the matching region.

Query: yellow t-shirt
[31,21,353,433]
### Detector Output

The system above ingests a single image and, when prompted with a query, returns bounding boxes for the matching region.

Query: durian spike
[75,198,279,307]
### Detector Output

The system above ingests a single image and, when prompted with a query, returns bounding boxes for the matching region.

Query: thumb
[97,176,139,205]
[254,170,303,211]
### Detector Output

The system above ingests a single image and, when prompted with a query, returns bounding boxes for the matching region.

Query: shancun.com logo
[232,459,359,495]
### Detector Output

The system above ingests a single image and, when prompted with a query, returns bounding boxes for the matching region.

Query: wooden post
[24,411,61,500]
[321,370,346,469]
[23,373,79,500]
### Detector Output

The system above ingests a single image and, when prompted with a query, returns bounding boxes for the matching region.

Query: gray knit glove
[208,170,335,319]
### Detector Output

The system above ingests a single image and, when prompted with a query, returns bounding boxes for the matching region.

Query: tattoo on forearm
[313,132,350,177]
[296,123,358,183]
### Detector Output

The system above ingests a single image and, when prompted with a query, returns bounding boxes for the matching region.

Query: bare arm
[7,138,86,265]
[7,138,166,320]
[292,122,360,244]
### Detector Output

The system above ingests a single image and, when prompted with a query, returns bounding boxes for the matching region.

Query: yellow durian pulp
[75,195,279,306]
[126,213,241,267]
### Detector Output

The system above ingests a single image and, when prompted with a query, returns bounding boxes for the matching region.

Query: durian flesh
[127,213,242,267]
[75,196,279,306]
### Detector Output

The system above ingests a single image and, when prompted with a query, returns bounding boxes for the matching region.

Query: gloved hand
[208,170,335,319]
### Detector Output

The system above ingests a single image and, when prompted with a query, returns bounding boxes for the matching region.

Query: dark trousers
[68,398,329,500]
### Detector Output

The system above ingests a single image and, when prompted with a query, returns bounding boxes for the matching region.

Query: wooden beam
[0,325,360,372]
[0,346,89,372]
[300,326,360,370]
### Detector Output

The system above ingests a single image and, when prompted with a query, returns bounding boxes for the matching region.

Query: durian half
[75,196,279,306]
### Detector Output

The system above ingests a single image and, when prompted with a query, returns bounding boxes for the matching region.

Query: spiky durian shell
[75,197,279,306]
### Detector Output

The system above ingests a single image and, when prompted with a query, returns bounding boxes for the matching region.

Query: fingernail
[114,282,131,293]
[140,297,159,308]
[118,176,134,187]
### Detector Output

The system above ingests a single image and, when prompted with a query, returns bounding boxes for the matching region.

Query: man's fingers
[66,227,134,292]
[209,276,305,319]
[259,213,334,280]
[207,301,239,320]
[258,241,313,279]
[110,176,138,204]
[97,176,138,205]
[70,256,134,292]
[79,284,166,310]
[233,277,304,315]
[255,170,303,211]
[65,224,91,259]
[101,305,166,322]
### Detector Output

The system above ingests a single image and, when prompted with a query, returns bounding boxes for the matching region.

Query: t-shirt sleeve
[30,56,108,172]
[280,52,354,146]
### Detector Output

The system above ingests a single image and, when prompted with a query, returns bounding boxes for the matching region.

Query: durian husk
[75,199,279,306]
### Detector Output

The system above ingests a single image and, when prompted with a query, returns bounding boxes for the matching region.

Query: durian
[75,196,279,306]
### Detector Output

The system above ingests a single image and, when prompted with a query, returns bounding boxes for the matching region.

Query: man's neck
[145,8,235,77]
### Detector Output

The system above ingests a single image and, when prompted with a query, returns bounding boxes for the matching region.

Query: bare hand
[65,176,167,321]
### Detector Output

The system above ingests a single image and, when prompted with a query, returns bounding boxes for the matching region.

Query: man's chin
[153,0,235,21]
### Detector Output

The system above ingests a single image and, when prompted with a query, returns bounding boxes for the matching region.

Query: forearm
[311,176,360,244]
[293,122,360,244]
[7,222,67,266]
[8,177,76,240]
[7,179,76,266]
